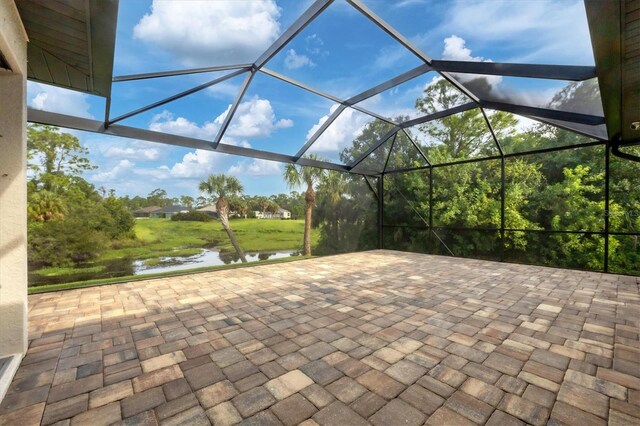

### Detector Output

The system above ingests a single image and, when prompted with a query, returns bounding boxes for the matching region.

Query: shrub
[171,211,214,222]
[28,218,109,267]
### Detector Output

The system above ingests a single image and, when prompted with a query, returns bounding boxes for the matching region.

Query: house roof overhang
[16,0,118,97]
[585,0,640,145]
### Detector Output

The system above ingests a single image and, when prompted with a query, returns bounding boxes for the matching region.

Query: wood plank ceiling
[15,0,117,97]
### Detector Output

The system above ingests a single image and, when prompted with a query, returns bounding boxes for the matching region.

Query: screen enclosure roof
[16,0,639,176]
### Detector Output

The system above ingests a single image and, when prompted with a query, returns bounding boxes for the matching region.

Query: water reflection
[133,249,298,275]
[29,248,300,286]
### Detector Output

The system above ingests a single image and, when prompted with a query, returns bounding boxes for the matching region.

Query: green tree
[415,79,516,162]
[315,171,346,252]
[199,174,247,262]
[180,195,195,209]
[228,195,249,218]
[284,155,325,256]
[101,194,136,239]
[194,196,209,208]
[26,125,135,269]
[147,188,172,207]
[27,190,66,222]
[314,171,378,255]
[27,125,96,193]
[340,118,396,167]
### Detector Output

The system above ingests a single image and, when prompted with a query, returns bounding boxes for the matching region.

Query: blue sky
[26,0,596,199]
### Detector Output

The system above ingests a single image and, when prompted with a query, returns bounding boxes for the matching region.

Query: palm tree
[28,190,66,222]
[199,174,247,263]
[283,155,325,256]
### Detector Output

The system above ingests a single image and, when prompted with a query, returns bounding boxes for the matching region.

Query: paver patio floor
[0,250,639,425]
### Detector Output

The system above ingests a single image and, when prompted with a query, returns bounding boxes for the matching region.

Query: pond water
[132,249,298,275]
[29,248,300,286]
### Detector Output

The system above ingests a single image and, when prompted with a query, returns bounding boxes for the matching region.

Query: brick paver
[0,250,638,425]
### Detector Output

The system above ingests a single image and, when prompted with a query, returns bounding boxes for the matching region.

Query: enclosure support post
[429,168,433,249]
[501,157,506,261]
[378,175,384,249]
[604,145,610,273]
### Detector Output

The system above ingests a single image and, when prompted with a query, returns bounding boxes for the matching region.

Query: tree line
[368,78,639,275]
[120,187,308,220]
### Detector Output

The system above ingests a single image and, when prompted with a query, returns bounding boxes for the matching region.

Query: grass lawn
[102,218,316,261]
[29,218,318,290]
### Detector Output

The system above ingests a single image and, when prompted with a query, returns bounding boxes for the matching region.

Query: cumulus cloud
[443,35,483,61]
[276,118,294,128]
[133,0,281,66]
[139,96,293,182]
[306,106,371,153]
[150,111,220,140]
[149,97,292,141]
[228,159,281,176]
[226,97,294,138]
[28,82,93,119]
[441,36,558,108]
[93,159,135,182]
[102,144,160,161]
[167,149,222,178]
[284,49,315,69]
[442,35,501,87]
[130,148,226,181]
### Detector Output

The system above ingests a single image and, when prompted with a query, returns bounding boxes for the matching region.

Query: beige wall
[0,1,28,357]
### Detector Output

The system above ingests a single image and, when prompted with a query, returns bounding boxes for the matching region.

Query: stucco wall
[0,0,28,357]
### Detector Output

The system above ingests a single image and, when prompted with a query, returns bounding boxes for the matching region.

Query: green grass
[28,255,311,294]
[33,265,105,277]
[101,218,315,261]
[29,218,318,290]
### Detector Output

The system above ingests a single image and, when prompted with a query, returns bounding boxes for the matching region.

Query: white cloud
[227,97,294,138]
[168,149,222,179]
[431,0,593,65]
[305,34,326,56]
[284,49,315,69]
[133,0,281,67]
[276,118,294,128]
[306,105,371,153]
[442,35,501,87]
[439,36,561,108]
[93,159,135,182]
[150,111,220,140]
[149,97,292,141]
[28,82,93,119]
[228,159,281,176]
[443,35,483,61]
[102,145,160,161]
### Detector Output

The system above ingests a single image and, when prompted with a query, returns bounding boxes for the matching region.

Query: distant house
[150,205,189,219]
[275,208,291,219]
[254,211,268,219]
[197,205,218,218]
[133,206,162,218]
[254,207,291,219]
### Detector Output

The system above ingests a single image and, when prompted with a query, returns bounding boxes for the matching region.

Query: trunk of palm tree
[217,197,247,263]
[303,185,315,256]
